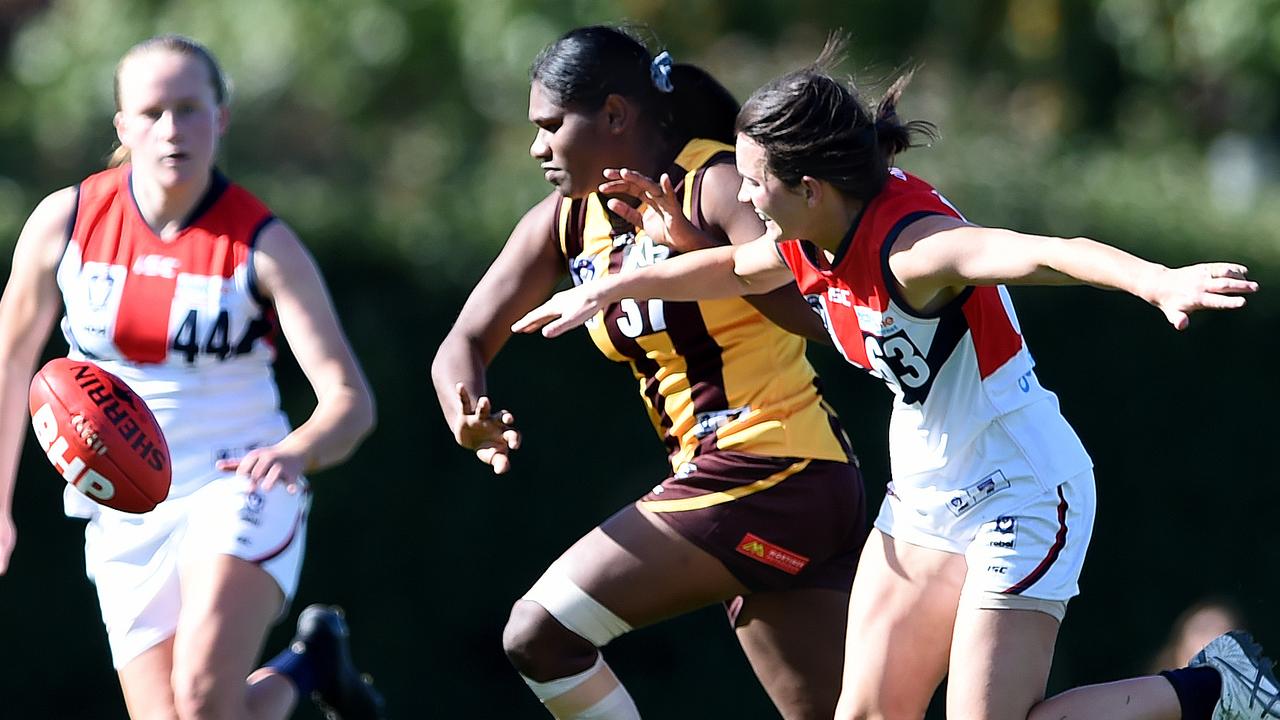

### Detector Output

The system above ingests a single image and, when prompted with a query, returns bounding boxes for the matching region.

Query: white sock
[522,654,640,719]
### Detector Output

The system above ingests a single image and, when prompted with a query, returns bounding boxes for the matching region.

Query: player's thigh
[735,587,849,719]
[576,453,864,629]
[118,637,180,720]
[171,553,283,705]
[554,501,750,628]
[837,529,966,720]
[946,606,1059,720]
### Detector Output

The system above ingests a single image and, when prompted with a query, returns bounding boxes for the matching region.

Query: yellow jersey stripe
[639,459,812,513]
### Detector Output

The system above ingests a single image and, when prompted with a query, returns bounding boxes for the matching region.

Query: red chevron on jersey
[778,169,1092,498]
[775,167,1046,481]
[61,166,277,367]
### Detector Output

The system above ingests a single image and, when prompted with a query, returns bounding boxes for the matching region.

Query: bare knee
[836,693,931,720]
[502,599,597,681]
[835,709,922,720]
[171,667,244,720]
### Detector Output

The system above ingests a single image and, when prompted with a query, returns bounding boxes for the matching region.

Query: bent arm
[0,188,76,572]
[253,221,376,473]
[431,193,564,440]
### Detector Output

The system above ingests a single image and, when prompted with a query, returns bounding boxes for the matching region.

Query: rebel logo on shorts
[736,533,810,575]
[945,469,1011,517]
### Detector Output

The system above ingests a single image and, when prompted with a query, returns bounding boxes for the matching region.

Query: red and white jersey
[778,169,1091,484]
[57,166,290,496]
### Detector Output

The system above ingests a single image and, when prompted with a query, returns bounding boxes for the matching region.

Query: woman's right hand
[452,383,521,474]
[599,168,706,252]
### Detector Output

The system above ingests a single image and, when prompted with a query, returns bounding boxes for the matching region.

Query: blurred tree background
[0,0,1277,717]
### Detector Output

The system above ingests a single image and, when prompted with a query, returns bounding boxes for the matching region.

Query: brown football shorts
[638,451,866,593]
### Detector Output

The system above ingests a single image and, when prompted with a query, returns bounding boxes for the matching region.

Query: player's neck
[131,170,213,239]
[625,131,681,181]
[809,194,865,255]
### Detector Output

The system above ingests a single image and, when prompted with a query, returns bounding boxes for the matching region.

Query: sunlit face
[735,133,809,238]
[528,82,613,198]
[114,50,226,188]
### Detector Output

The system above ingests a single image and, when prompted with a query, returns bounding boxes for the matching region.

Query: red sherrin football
[28,358,171,513]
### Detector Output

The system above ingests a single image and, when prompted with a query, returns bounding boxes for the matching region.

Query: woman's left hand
[512,283,607,338]
[216,443,309,492]
[1147,262,1258,329]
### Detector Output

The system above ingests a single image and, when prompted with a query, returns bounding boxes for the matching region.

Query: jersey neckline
[125,167,229,243]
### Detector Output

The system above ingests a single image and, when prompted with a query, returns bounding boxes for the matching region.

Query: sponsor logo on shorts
[240,490,265,526]
[673,462,698,479]
[736,533,810,575]
[214,443,262,466]
[945,470,1011,517]
[989,516,1017,549]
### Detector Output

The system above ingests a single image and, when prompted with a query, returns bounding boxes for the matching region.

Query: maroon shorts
[638,451,866,594]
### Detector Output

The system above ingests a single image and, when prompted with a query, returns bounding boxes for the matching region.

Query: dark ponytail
[663,63,737,144]
[530,25,738,146]
[735,34,937,200]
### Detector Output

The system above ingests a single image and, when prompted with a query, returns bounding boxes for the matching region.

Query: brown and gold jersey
[555,139,852,470]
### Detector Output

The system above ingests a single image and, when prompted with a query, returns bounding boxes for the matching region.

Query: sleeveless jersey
[557,139,850,470]
[777,168,1091,484]
[57,166,291,496]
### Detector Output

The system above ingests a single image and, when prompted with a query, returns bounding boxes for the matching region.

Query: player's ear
[800,176,822,207]
[602,94,631,135]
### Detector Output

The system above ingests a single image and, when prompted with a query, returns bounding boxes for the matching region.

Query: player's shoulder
[211,173,274,222]
[885,168,941,197]
[30,185,79,224]
[691,160,749,229]
[21,185,80,261]
[513,190,565,244]
[869,169,957,220]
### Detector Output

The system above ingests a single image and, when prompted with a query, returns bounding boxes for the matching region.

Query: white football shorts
[81,471,310,669]
[874,415,1096,604]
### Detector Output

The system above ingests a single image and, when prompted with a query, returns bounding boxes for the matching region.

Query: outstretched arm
[598,165,826,341]
[696,164,830,342]
[0,188,77,574]
[889,215,1258,329]
[431,193,564,474]
[512,233,790,338]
